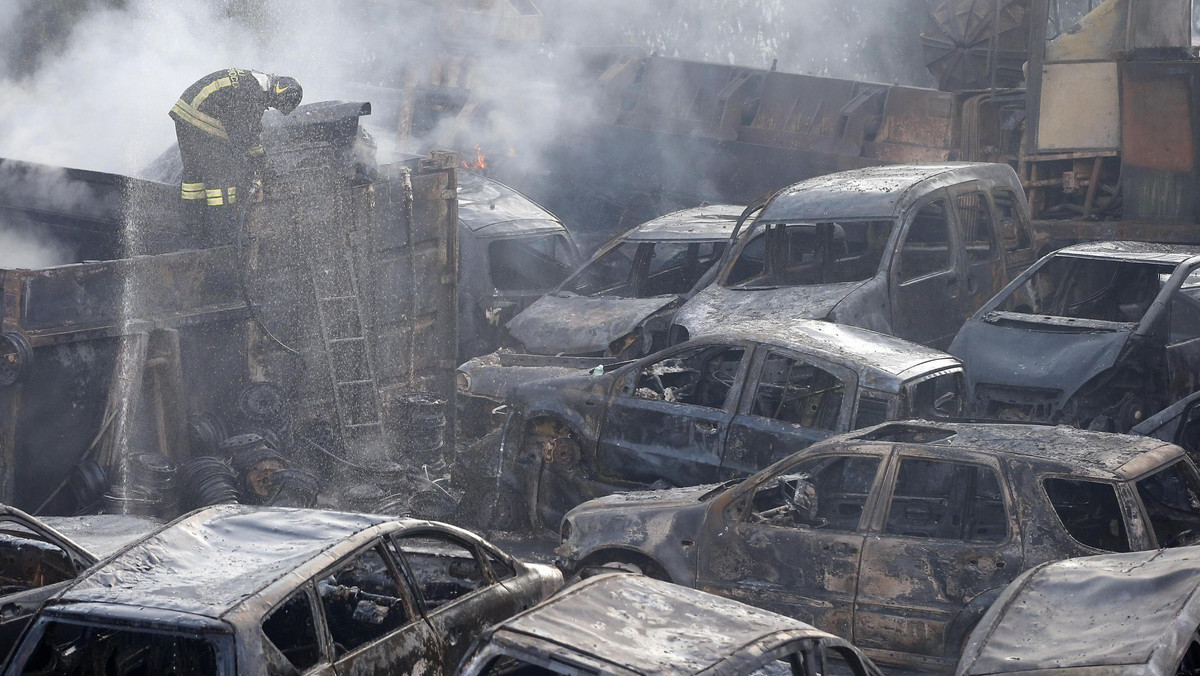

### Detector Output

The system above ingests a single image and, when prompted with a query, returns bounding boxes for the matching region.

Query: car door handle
[695,421,719,436]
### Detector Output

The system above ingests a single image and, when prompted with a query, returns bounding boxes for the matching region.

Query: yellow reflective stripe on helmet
[171,99,229,139]
[190,76,233,109]
[205,188,225,206]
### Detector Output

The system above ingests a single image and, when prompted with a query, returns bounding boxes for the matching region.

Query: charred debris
[6,0,1200,674]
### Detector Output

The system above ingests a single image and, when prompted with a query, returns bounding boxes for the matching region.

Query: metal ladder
[309,236,383,436]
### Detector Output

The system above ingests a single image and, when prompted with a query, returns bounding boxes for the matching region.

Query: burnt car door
[0,510,94,653]
[854,451,1021,664]
[991,187,1035,281]
[721,348,856,476]
[315,541,442,676]
[890,192,964,349]
[696,451,888,640]
[389,529,518,672]
[261,582,337,675]
[1165,266,1200,402]
[594,342,750,487]
[949,183,1003,317]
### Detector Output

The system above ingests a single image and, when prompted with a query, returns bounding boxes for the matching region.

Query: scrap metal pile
[6,0,1200,675]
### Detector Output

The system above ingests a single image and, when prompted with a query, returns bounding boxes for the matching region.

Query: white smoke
[0,0,935,175]
[0,227,76,269]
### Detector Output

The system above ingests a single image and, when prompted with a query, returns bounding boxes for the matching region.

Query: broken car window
[0,519,78,593]
[1043,478,1130,552]
[390,533,487,611]
[1000,257,1172,323]
[751,352,845,430]
[726,221,893,288]
[992,189,1032,256]
[643,241,727,296]
[318,544,412,658]
[565,241,637,296]
[633,345,745,409]
[488,234,576,293]
[262,584,323,672]
[748,455,881,531]
[15,621,224,675]
[956,192,998,263]
[885,459,1007,542]
[901,371,964,419]
[1169,269,1200,344]
[1135,461,1200,547]
[899,200,952,282]
[818,646,870,676]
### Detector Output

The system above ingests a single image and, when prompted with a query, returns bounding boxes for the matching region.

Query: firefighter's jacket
[170,68,274,158]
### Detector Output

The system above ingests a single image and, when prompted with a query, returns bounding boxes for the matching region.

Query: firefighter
[169,68,303,245]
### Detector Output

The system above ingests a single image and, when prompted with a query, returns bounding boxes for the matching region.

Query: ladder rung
[328,337,366,344]
[345,422,383,429]
[336,379,375,386]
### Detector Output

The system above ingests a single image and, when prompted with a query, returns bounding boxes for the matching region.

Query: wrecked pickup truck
[956,546,1200,676]
[951,242,1200,432]
[457,571,886,676]
[557,421,1200,673]
[1,505,561,676]
[672,163,1037,350]
[491,318,964,530]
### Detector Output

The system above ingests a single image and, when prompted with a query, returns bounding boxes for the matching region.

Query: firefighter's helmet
[270,76,303,115]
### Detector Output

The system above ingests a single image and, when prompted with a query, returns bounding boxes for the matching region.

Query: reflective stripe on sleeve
[171,99,229,139]
[205,188,225,206]
[181,182,206,200]
[227,186,237,204]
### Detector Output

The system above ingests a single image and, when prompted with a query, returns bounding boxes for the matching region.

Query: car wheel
[574,552,670,584]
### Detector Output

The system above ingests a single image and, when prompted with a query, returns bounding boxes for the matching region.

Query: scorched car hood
[675,281,865,336]
[951,313,1132,409]
[507,294,676,355]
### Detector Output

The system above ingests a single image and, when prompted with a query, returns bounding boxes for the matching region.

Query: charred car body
[956,546,1200,676]
[506,204,745,359]
[2,506,561,676]
[456,170,581,360]
[494,319,964,530]
[557,421,1200,672]
[951,242,1200,432]
[672,163,1036,350]
[0,507,157,656]
[457,571,885,676]
[456,204,745,430]
[1134,389,1200,459]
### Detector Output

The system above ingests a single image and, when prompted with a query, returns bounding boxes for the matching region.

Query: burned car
[457,170,582,359]
[672,163,1036,350]
[494,319,964,529]
[2,505,561,676]
[557,421,1200,672]
[458,204,743,432]
[0,507,157,655]
[1134,389,1200,458]
[951,242,1200,431]
[956,546,1200,676]
[458,571,886,676]
[506,204,744,359]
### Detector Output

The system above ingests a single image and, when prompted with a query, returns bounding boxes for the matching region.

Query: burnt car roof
[457,170,567,237]
[850,421,1182,479]
[693,318,960,381]
[760,163,1013,222]
[58,505,410,618]
[1050,240,1200,264]
[623,204,744,242]
[485,572,831,675]
[958,547,1200,675]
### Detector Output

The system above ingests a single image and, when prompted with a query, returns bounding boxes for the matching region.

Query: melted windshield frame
[720,219,896,289]
[559,237,730,299]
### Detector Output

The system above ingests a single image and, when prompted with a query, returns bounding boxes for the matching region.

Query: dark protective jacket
[169,68,273,158]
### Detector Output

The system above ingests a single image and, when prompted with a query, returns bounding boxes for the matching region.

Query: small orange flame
[462,144,487,170]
